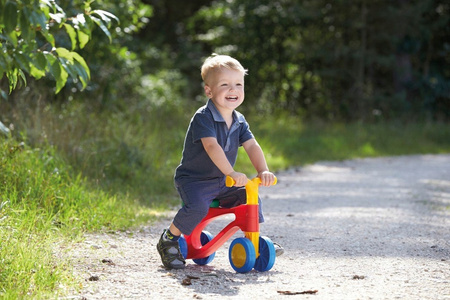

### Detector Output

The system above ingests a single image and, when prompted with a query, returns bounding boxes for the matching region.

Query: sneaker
[156,229,186,269]
[273,242,285,257]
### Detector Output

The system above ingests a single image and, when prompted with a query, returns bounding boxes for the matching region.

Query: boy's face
[204,68,245,115]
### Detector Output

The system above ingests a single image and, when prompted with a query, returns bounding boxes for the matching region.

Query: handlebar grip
[225,175,277,187]
[225,176,235,187]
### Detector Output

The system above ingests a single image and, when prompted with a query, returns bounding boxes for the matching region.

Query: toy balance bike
[178,175,277,273]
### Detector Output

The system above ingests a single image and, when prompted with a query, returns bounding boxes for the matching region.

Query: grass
[0,139,163,298]
[1,100,449,298]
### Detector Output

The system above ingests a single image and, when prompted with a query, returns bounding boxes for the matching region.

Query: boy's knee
[174,204,210,236]
[180,203,210,225]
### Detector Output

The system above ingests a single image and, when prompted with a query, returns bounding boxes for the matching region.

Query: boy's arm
[201,137,248,186]
[242,138,275,186]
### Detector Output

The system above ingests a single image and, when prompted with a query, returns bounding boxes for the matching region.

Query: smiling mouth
[226,96,238,101]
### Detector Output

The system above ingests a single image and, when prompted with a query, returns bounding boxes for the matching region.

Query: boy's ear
[204,85,212,98]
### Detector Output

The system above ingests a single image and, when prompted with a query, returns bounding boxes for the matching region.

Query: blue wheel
[192,231,215,265]
[178,236,188,259]
[228,237,256,273]
[254,236,276,272]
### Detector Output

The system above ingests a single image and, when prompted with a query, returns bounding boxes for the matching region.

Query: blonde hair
[201,54,248,84]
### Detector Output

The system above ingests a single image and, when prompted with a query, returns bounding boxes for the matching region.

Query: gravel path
[63,154,450,300]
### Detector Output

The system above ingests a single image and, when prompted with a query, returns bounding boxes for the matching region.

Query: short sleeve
[238,116,254,145]
[191,112,217,143]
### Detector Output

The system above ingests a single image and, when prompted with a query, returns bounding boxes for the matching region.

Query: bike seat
[182,199,221,208]
[210,199,220,208]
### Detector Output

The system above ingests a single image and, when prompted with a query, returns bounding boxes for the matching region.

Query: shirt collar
[207,99,244,124]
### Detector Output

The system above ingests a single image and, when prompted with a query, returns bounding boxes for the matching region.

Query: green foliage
[0,91,188,204]
[0,0,118,93]
[0,138,156,231]
[0,137,160,298]
[3,0,449,120]
[180,0,450,121]
[48,0,153,110]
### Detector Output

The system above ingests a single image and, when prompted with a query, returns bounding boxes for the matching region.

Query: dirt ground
[61,154,450,300]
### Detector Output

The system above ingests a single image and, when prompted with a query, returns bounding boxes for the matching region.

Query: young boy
[157,54,282,270]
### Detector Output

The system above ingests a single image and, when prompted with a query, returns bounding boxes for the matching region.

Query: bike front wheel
[228,237,256,273]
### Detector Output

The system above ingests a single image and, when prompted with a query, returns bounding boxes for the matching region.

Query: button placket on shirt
[224,121,240,152]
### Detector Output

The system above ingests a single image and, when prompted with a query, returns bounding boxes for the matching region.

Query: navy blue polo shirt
[174,99,254,185]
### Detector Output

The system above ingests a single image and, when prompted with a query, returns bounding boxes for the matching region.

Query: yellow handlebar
[225,175,277,187]
[225,176,235,187]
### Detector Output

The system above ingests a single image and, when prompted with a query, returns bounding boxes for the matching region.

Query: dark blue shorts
[173,178,264,235]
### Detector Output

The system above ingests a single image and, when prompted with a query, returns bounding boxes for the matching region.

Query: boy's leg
[157,180,219,269]
[168,223,182,236]
[172,180,219,235]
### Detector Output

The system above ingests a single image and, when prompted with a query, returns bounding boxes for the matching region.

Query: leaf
[54,48,90,88]
[55,47,73,61]
[8,69,18,93]
[63,24,77,50]
[40,3,50,19]
[50,58,61,80]
[41,0,64,14]
[71,52,90,79]
[35,52,47,70]
[30,64,46,79]
[57,59,69,87]
[15,52,31,73]
[90,15,112,42]
[92,9,120,24]
[40,0,53,9]
[18,69,27,87]
[40,30,56,47]
[77,30,90,49]
[53,2,65,14]
[6,30,18,47]
[43,51,56,66]
[3,1,18,33]
[30,10,47,30]
[20,7,32,40]
[42,52,56,79]
[50,60,68,94]
[39,0,59,18]
[59,59,78,81]
[72,60,89,89]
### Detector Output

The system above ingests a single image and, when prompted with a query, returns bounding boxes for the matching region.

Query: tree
[0,0,118,94]
[184,0,450,121]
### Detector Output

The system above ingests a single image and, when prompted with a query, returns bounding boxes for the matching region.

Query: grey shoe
[273,242,285,256]
[156,230,186,269]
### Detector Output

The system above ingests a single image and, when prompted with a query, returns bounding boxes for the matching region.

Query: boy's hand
[228,171,248,187]
[258,170,275,187]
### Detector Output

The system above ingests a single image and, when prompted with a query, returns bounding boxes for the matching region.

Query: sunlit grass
[0,139,162,298]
